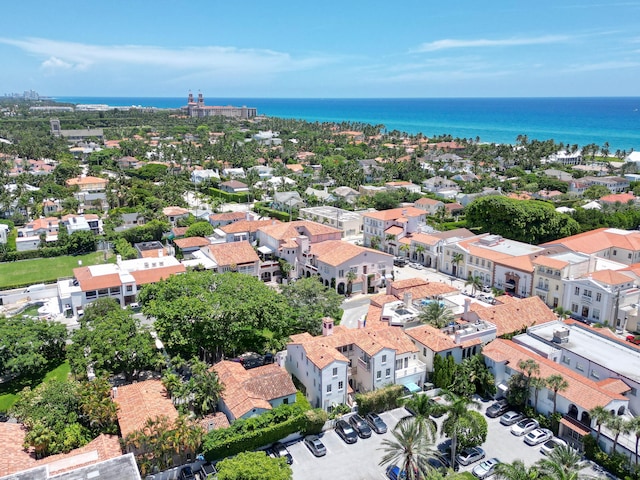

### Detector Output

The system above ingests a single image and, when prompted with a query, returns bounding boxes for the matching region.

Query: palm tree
[418,301,454,328]
[545,374,569,414]
[441,390,480,468]
[452,252,464,278]
[379,420,436,480]
[530,377,546,411]
[628,416,640,466]
[414,244,425,264]
[399,243,411,259]
[370,235,381,250]
[345,270,357,297]
[398,394,439,442]
[606,415,630,454]
[554,307,572,321]
[536,445,584,480]
[494,460,540,480]
[518,359,540,405]
[465,275,483,296]
[589,406,610,446]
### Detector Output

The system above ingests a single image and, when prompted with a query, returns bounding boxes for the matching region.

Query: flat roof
[529,322,640,383]
[300,206,364,221]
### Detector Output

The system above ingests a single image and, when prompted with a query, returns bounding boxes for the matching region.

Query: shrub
[355,384,404,416]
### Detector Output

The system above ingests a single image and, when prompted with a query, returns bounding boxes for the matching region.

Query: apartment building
[362,207,427,255]
[543,228,640,266]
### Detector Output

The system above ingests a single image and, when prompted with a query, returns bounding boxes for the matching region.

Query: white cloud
[414,35,570,52]
[0,37,331,75]
[565,60,640,72]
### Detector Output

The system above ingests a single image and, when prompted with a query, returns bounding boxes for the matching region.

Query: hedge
[0,246,69,262]
[208,187,250,204]
[202,400,326,461]
[354,384,404,416]
[254,203,297,222]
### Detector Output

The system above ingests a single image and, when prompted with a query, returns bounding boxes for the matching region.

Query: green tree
[67,230,97,255]
[443,409,487,451]
[606,415,630,454]
[216,451,292,480]
[465,275,483,296]
[68,298,160,380]
[583,185,611,200]
[628,415,640,466]
[589,405,610,445]
[494,460,540,480]
[530,377,547,411]
[345,270,358,296]
[535,445,585,480]
[452,253,464,278]
[281,277,343,335]
[518,359,540,399]
[398,394,439,441]
[440,390,480,467]
[185,221,214,238]
[78,376,119,435]
[418,301,454,328]
[545,374,569,415]
[114,237,137,260]
[379,419,436,480]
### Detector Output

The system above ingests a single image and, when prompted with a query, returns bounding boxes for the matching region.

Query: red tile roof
[174,236,210,249]
[130,264,186,285]
[543,228,640,254]
[205,241,259,267]
[74,266,122,291]
[465,296,557,336]
[221,219,281,234]
[363,207,425,221]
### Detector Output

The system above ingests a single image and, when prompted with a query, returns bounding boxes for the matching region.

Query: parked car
[427,455,449,471]
[394,257,407,267]
[472,458,501,479]
[0,413,8,422]
[194,463,217,480]
[335,419,358,444]
[348,414,372,438]
[304,435,327,457]
[627,335,640,345]
[179,466,196,480]
[271,441,293,464]
[540,437,567,455]
[511,418,540,436]
[457,447,486,466]
[485,399,509,418]
[499,411,524,426]
[524,428,553,446]
[386,465,406,480]
[365,412,388,434]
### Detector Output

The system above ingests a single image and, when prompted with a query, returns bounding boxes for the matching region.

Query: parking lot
[289,398,548,480]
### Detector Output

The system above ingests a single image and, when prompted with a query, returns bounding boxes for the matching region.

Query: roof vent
[552,328,570,344]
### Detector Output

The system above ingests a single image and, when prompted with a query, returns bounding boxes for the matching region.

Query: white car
[524,428,553,446]
[499,411,524,426]
[510,418,539,436]
[540,437,567,455]
[472,458,501,479]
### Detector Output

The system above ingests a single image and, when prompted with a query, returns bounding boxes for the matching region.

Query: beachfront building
[181,91,257,119]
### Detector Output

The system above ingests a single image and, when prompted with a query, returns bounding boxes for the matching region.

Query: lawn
[0,361,71,412]
[0,251,112,289]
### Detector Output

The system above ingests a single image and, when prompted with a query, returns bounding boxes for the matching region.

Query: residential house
[544,169,575,182]
[190,169,220,184]
[545,150,583,166]
[299,206,363,237]
[62,214,103,235]
[362,207,427,255]
[66,175,109,210]
[208,211,246,228]
[202,241,260,276]
[286,318,424,411]
[358,159,385,183]
[173,236,210,256]
[272,191,305,212]
[332,186,360,204]
[582,176,630,194]
[304,187,335,204]
[219,219,281,244]
[162,206,190,226]
[222,167,245,178]
[42,199,62,216]
[422,176,459,195]
[248,165,274,180]
[599,192,637,206]
[543,228,640,266]
[116,156,141,169]
[385,181,422,194]
[286,164,305,175]
[113,212,145,232]
[212,361,297,423]
[219,180,249,194]
[414,197,445,216]
[358,185,387,197]
[302,240,393,295]
[16,217,60,251]
[532,252,591,309]
[134,241,166,258]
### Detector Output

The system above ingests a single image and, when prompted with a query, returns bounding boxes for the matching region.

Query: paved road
[341,295,372,329]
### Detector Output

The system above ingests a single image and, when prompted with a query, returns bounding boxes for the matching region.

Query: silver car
[500,411,524,426]
[472,458,501,479]
[510,418,539,436]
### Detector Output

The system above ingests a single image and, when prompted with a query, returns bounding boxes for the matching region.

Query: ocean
[54,97,640,151]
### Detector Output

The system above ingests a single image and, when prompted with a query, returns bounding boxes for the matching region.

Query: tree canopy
[280,277,344,335]
[67,298,160,380]
[216,451,292,480]
[465,196,580,244]
[185,221,214,238]
[138,271,293,359]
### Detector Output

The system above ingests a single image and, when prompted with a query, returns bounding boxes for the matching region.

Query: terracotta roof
[221,219,280,234]
[363,207,426,221]
[212,361,296,420]
[561,416,591,436]
[389,278,457,299]
[495,255,535,272]
[405,324,458,352]
[209,211,245,222]
[597,378,632,394]
[220,180,248,189]
[199,412,231,433]
[309,240,392,267]
[65,175,107,187]
[258,220,341,241]
[162,206,189,216]
[370,294,400,308]
[483,339,625,411]
[599,193,636,204]
[465,296,557,336]
[73,266,122,291]
[533,256,569,269]
[444,203,464,212]
[588,269,634,285]
[130,264,186,285]
[205,241,259,267]
[174,236,210,249]
[114,379,179,438]
[409,233,441,246]
[543,228,640,254]
[415,197,442,206]
[385,226,404,236]
[0,424,122,477]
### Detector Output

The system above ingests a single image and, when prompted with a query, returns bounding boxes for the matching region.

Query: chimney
[464,298,471,314]
[358,317,366,329]
[116,254,122,264]
[322,317,334,336]
[403,292,412,308]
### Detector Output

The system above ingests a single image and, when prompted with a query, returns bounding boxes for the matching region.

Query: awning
[403,382,421,394]
[257,245,273,254]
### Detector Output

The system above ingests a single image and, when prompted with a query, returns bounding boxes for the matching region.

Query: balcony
[536,284,549,292]
[358,357,371,372]
[395,359,427,379]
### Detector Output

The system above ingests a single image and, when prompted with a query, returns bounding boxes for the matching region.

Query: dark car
[335,419,358,444]
[386,465,405,480]
[348,414,372,438]
[195,463,217,480]
[0,413,8,422]
[427,455,449,472]
[304,435,327,457]
[179,466,196,480]
[365,412,388,434]
[485,399,509,418]
[271,441,293,465]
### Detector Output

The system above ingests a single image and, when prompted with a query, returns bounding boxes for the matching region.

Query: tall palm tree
[467,274,486,295]
[398,394,439,441]
[452,252,464,278]
[399,243,411,259]
[589,406,610,446]
[606,415,630,454]
[346,270,358,297]
[545,374,569,414]
[628,416,640,466]
[518,359,540,406]
[536,445,584,480]
[441,390,480,468]
[530,377,546,412]
[418,301,454,329]
[379,419,436,480]
[414,244,425,264]
[494,460,539,480]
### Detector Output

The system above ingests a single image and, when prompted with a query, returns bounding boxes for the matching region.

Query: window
[283,398,289,404]
[576,363,584,372]
[584,290,592,298]
[386,368,391,378]
[86,290,97,299]
[338,270,344,277]
[574,286,580,295]
[396,359,403,370]
[562,356,570,365]
[338,381,344,391]
[423,348,427,356]
[332,367,338,377]
[381,355,387,364]
[631,388,637,397]
[126,285,133,292]
[593,309,600,320]
[596,293,602,302]
[376,371,382,380]
[571,303,578,313]
[327,384,332,393]
[590,370,600,380]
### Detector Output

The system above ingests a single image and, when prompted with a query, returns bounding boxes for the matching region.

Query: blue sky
[1,0,639,97]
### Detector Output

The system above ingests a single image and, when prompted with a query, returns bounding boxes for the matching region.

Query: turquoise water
[54,96,640,151]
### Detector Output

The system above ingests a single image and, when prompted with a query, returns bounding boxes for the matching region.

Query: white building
[299,206,364,238]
